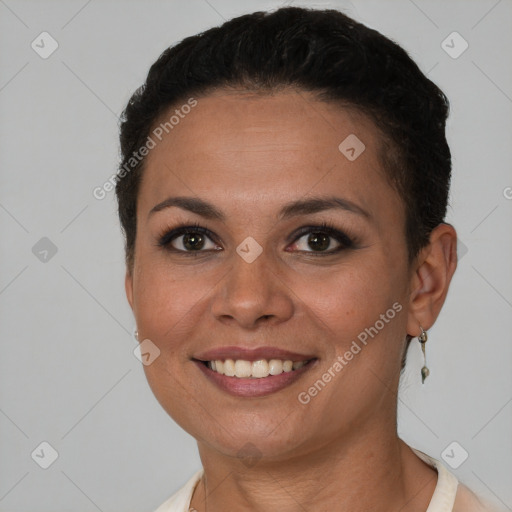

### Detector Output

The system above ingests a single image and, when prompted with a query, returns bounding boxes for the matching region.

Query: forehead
[139,90,402,222]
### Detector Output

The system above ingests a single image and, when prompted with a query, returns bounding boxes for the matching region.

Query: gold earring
[134,329,139,341]
[418,327,429,384]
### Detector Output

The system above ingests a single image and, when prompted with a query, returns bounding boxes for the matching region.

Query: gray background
[0,0,511,510]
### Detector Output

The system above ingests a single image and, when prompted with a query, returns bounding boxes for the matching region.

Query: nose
[210,248,295,330]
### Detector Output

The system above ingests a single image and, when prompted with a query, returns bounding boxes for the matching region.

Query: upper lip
[193,346,316,362]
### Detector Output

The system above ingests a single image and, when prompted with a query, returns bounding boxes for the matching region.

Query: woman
[115,6,499,512]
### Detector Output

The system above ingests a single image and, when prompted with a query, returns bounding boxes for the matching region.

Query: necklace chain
[189,474,206,512]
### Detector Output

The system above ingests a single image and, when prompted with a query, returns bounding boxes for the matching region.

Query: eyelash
[156,221,356,256]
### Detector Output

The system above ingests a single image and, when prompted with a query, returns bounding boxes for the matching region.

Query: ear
[125,268,134,311]
[407,223,458,337]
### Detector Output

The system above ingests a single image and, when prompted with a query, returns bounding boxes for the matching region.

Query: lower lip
[194,360,317,398]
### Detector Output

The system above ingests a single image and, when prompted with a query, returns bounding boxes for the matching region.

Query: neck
[190,425,437,512]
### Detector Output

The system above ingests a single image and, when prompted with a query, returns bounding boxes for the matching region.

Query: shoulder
[411,447,503,512]
[153,469,203,512]
[453,483,505,512]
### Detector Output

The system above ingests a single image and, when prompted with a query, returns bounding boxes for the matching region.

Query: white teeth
[234,360,252,378]
[224,359,236,376]
[283,360,293,372]
[268,359,283,375]
[252,359,269,378]
[206,358,310,378]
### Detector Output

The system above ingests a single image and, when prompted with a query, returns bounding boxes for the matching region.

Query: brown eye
[181,232,206,251]
[293,232,341,253]
[158,225,221,253]
[305,232,332,252]
[288,223,354,255]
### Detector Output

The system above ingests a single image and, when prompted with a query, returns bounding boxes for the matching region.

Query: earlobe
[406,223,458,336]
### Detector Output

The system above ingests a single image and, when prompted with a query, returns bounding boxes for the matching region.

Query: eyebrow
[148,195,371,221]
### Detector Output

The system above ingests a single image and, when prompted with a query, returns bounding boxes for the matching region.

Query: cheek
[132,256,212,340]
[292,264,407,415]
[133,251,407,348]
[291,259,404,339]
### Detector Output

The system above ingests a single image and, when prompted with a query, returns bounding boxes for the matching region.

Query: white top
[153,448,501,512]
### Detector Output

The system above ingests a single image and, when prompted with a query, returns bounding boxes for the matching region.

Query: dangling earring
[134,328,139,341]
[418,327,429,384]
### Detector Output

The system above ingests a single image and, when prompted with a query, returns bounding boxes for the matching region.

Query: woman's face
[126,90,414,460]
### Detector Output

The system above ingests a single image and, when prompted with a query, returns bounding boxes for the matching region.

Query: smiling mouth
[197,358,317,379]
[192,345,318,397]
